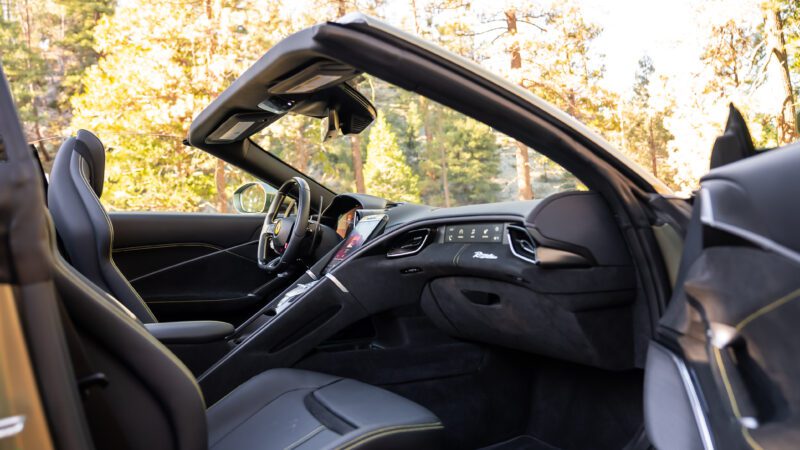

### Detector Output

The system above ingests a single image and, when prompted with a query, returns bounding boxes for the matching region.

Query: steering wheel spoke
[257,177,311,272]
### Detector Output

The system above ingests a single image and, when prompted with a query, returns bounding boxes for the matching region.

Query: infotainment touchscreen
[324,214,387,273]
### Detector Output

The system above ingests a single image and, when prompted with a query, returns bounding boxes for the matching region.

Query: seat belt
[56,298,130,450]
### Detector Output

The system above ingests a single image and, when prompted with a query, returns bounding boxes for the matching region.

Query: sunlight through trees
[1,0,799,210]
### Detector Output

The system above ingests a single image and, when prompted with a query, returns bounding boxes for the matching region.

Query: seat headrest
[74,129,106,197]
[709,104,756,170]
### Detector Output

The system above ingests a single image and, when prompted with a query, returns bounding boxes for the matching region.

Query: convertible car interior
[5,14,743,450]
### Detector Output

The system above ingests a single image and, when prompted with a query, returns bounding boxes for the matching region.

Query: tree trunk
[648,119,658,178]
[410,0,421,35]
[506,9,533,200]
[335,0,347,17]
[514,141,533,200]
[439,144,450,207]
[22,0,43,151]
[350,134,365,193]
[204,0,228,212]
[505,10,521,70]
[419,97,449,206]
[410,3,448,206]
[765,8,797,144]
[214,158,228,213]
[294,131,309,173]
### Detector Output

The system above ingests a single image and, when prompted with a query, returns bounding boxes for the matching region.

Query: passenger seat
[46,167,443,450]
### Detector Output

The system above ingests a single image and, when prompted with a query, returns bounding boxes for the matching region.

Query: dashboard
[203,189,642,399]
[309,190,639,371]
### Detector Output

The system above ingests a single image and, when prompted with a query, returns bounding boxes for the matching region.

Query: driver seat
[48,130,158,322]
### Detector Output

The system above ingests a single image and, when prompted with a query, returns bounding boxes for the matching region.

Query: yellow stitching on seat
[713,347,763,450]
[335,422,443,450]
[709,287,800,449]
[114,243,223,253]
[735,287,800,331]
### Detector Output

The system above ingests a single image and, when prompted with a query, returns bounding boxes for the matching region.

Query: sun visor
[205,112,281,144]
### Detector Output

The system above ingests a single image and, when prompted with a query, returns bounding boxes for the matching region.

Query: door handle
[0,415,26,439]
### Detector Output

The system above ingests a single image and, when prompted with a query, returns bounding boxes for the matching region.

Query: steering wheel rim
[257,177,310,271]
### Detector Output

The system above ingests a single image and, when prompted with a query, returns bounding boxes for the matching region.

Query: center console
[196,212,391,403]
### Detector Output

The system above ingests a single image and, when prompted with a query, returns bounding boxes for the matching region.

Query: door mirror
[233,182,275,213]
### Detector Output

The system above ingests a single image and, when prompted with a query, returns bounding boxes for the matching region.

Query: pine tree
[364,115,421,203]
[624,56,674,182]
[0,0,55,161]
[439,114,501,205]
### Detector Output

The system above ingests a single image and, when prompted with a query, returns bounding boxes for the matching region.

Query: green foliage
[519,3,620,136]
[54,0,114,112]
[15,0,799,204]
[364,114,421,202]
[0,14,48,125]
[426,112,501,206]
[623,56,676,185]
[69,0,281,211]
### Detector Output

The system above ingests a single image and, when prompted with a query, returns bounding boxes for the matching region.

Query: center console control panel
[443,223,505,243]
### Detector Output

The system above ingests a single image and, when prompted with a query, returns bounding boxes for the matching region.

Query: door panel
[110,212,283,324]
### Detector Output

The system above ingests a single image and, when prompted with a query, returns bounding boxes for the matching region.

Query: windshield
[251,77,584,207]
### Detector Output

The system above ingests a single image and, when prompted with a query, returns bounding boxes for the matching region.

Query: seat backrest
[53,230,208,450]
[709,104,757,170]
[646,144,800,449]
[48,130,158,323]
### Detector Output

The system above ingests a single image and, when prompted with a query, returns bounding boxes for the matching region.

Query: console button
[444,223,504,243]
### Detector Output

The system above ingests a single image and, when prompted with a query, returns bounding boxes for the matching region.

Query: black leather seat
[44,135,444,449]
[48,129,158,322]
[208,369,443,449]
[51,235,443,450]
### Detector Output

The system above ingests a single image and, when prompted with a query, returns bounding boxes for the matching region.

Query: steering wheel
[257,177,311,272]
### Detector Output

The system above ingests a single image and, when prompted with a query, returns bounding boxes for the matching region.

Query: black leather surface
[144,321,234,344]
[683,247,800,448]
[700,142,800,255]
[644,342,705,450]
[709,104,756,170]
[526,191,632,266]
[52,230,208,450]
[52,218,443,449]
[207,368,443,450]
[109,213,273,324]
[652,141,800,449]
[48,131,157,323]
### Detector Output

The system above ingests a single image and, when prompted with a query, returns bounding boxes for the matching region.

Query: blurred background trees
[1,0,799,211]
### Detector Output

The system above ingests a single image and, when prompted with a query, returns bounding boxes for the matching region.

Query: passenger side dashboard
[333,191,638,370]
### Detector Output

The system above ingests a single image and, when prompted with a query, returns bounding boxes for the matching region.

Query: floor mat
[479,435,561,450]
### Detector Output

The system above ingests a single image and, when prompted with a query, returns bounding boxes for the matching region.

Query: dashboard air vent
[507,224,538,264]
[387,228,431,258]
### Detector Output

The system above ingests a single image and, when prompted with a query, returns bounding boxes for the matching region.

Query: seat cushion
[207,368,443,450]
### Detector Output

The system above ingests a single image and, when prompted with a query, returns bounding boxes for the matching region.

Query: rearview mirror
[233,182,275,213]
[322,109,342,142]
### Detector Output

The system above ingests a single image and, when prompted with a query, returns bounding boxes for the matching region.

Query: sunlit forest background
[2,0,799,212]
